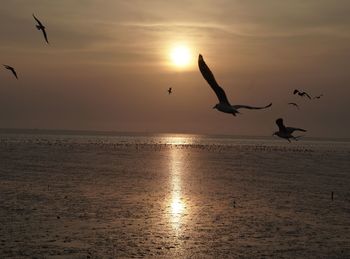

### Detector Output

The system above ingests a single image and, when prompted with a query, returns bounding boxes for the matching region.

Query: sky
[0,0,350,137]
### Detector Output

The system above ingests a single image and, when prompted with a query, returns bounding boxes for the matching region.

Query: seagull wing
[33,14,43,27]
[286,127,306,134]
[198,54,230,105]
[233,102,272,110]
[276,118,286,132]
[42,28,49,44]
[10,68,18,79]
[288,102,299,109]
[3,65,18,79]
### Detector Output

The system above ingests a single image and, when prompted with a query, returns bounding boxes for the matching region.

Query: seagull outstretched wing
[286,127,306,133]
[198,54,230,105]
[32,14,43,27]
[313,94,323,99]
[288,102,299,109]
[233,103,272,110]
[42,28,49,44]
[304,92,312,99]
[3,65,18,79]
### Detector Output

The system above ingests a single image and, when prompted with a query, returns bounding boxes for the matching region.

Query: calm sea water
[0,131,349,258]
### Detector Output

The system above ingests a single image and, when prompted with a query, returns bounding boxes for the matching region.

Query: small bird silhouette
[288,102,299,109]
[293,89,311,99]
[3,65,18,79]
[33,14,49,44]
[273,118,306,142]
[198,54,272,116]
[168,87,172,95]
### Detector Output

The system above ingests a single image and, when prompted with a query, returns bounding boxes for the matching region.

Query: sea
[0,130,349,258]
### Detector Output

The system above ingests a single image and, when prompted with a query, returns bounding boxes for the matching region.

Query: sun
[170,45,191,68]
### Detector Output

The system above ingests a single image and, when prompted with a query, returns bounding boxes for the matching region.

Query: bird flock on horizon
[3,13,324,143]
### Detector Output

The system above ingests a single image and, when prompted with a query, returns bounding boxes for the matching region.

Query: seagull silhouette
[273,118,306,142]
[198,54,272,116]
[293,89,311,99]
[313,94,323,99]
[168,87,172,95]
[3,65,18,79]
[33,14,49,44]
[288,102,299,109]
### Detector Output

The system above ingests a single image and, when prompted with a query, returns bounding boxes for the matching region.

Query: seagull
[3,65,18,79]
[313,94,323,99]
[198,54,272,116]
[33,14,49,44]
[168,87,172,95]
[293,89,311,99]
[288,102,299,109]
[273,118,306,142]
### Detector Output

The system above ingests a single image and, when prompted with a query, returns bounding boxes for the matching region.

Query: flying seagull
[198,54,272,116]
[3,65,18,79]
[293,89,311,99]
[33,14,49,44]
[288,102,299,109]
[168,87,172,95]
[273,118,306,142]
[313,94,323,99]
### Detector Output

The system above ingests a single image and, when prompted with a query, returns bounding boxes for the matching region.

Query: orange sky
[0,0,350,137]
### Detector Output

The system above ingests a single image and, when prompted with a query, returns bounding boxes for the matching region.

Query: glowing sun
[170,45,191,67]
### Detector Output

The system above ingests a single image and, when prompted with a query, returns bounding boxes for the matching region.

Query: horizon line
[0,127,349,141]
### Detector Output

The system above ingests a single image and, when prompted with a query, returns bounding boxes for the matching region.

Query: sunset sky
[0,0,350,137]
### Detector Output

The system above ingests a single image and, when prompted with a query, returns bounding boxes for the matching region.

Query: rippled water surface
[0,132,349,258]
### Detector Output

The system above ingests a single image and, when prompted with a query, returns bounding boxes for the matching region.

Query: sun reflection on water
[171,196,184,215]
[166,136,188,231]
[159,134,198,145]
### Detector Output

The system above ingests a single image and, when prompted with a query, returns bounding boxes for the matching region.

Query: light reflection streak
[167,136,187,231]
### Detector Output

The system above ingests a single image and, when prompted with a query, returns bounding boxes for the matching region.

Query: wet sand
[0,135,349,258]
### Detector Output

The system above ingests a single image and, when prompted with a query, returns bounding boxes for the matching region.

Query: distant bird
[293,89,311,99]
[198,54,272,116]
[288,102,299,109]
[3,65,18,79]
[273,118,306,142]
[313,94,323,99]
[168,87,172,95]
[33,14,49,44]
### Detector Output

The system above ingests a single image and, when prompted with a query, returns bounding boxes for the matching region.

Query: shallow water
[0,132,349,258]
